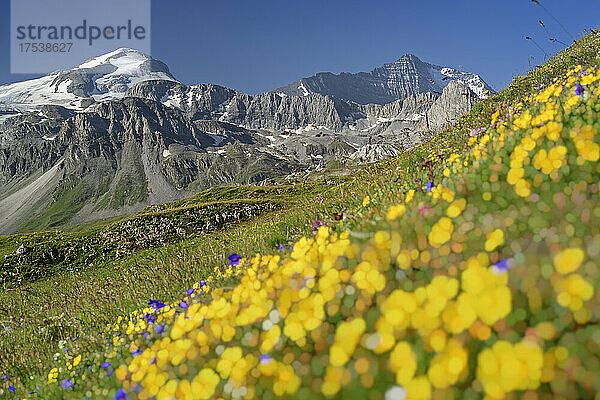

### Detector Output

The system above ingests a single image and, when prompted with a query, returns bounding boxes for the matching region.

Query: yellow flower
[405,375,432,400]
[283,293,325,341]
[477,340,543,398]
[329,318,366,366]
[555,274,594,311]
[351,261,386,295]
[428,217,454,248]
[545,121,562,141]
[427,339,468,388]
[362,195,370,207]
[514,178,531,197]
[321,366,345,396]
[47,367,58,383]
[572,125,599,162]
[532,146,567,174]
[190,368,220,399]
[484,229,504,252]
[273,364,301,396]
[216,346,243,378]
[388,342,417,385]
[72,355,82,367]
[553,248,585,275]
[386,204,406,221]
[446,198,466,218]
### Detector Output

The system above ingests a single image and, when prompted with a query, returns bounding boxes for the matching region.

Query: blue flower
[131,349,143,358]
[179,301,189,310]
[228,253,241,267]
[61,379,73,389]
[113,388,128,400]
[8,385,15,392]
[186,288,195,296]
[101,362,111,369]
[148,299,166,310]
[278,244,286,250]
[574,83,584,96]
[492,259,511,274]
[154,324,165,334]
[259,354,272,365]
[426,181,434,192]
[2,374,7,380]
[142,313,155,324]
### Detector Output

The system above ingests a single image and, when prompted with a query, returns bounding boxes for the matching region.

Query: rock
[15,244,28,255]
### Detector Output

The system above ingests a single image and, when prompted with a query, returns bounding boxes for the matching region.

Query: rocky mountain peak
[273,54,494,104]
[0,48,177,115]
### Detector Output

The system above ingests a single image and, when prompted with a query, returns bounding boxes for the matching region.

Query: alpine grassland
[1,31,600,399]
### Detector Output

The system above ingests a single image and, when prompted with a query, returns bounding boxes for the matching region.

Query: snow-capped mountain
[273,54,494,104]
[0,48,488,235]
[0,48,176,115]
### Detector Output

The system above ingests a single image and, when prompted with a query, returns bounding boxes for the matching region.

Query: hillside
[1,31,600,400]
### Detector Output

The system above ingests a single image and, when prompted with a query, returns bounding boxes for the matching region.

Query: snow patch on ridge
[298,82,310,97]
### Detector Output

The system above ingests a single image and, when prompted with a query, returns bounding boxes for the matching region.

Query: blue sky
[1,0,599,93]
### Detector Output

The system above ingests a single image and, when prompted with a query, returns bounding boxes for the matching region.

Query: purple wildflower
[228,253,241,267]
[179,301,189,310]
[131,349,143,358]
[469,127,486,137]
[426,181,434,192]
[1,374,6,380]
[148,299,166,310]
[278,244,286,250]
[142,313,155,324]
[311,218,326,234]
[61,379,73,389]
[101,362,111,369]
[186,288,195,296]
[154,324,165,334]
[113,388,128,400]
[8,385,15,392]
[574,83,584,96]
[492,259,511,274]
[260,354,272,365]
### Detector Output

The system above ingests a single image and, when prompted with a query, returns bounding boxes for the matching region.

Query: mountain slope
[1,30,598,400]
[272,53,494,104]
[0,49,489,234]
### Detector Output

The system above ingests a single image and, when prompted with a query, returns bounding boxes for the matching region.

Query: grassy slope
[1,32,600,399]
[0,183,332,287]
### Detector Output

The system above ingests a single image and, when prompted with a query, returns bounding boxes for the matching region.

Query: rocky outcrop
[0,200,279,286]
[0,97,295,234]
[418,80,479,133]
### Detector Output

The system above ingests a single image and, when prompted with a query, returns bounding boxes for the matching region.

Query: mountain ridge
[0,48,487,234]
[271,53,494,104]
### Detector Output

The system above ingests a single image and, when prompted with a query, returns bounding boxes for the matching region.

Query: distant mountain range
[272,53,493,104]
[0,48,491,234]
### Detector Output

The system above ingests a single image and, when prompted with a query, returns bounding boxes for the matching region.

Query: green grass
[0,179,354,382]
[0,183,339,288]
[0,30,599,399]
